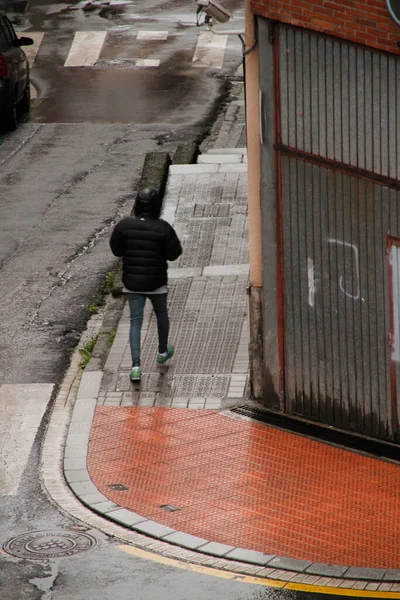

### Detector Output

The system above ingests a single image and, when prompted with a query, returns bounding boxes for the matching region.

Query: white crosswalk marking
[23,29,232,71]
[192,31,228,69]
[135,58,160,67]
[0,384,53,495]
[137,30,168,40]
[64,31,107,67]
[19,31,43,98]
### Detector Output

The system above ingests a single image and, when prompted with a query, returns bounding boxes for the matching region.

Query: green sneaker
[130,366,142,382]
[157,344,175,365]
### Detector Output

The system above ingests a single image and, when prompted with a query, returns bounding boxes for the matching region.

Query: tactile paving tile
[88,407,400,569]
[193,204,231,218]
[134,277,247,377]
[171,171,248,269]
[172,375,230,398]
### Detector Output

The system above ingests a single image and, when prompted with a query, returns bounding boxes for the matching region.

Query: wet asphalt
[14,0,243,123]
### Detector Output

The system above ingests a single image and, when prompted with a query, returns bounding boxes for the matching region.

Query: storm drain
[230,405,400,462]
[159,504,180,512]
[94,59,137,68]
[108,483,129,491]
[3,530,96,559]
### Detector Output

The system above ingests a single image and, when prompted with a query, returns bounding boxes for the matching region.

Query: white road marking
[22,32,44,67]
[19,30,230,73]
[192,31,228,69]
[64,31,107,67]
[0,384,53,495]
[135,58,160,67]
[137,30,168,41]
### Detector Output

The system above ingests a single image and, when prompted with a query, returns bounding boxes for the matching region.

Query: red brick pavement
[87,406,400,569]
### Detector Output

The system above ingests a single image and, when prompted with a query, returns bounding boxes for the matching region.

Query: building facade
[246,0,400,442]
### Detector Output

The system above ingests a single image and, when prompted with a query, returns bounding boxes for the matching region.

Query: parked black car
[0,13,32,132]
[0,0,29,14]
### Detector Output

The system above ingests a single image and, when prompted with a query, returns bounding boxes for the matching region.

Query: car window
[3,18,16,44]
[0,20,9,52]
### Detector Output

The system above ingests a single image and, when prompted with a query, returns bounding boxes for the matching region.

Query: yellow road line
[118,545,400,598]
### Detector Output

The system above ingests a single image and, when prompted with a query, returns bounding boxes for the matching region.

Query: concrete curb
[134,151,171,216]
[111,260,123,298]
[63,370,400,584]
[84,296,124,372]
[172,142,200,165]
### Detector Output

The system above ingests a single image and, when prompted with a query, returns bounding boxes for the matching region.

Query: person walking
[110,187,182,382]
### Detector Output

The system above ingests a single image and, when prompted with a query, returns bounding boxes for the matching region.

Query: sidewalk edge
[63,373,400,584]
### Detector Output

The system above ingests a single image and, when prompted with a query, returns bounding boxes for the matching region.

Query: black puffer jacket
[110,216,182,292]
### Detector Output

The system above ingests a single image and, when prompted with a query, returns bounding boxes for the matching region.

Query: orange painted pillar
[245,0,264,398]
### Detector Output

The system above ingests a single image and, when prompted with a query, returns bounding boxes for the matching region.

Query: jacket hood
[134,187,162,218]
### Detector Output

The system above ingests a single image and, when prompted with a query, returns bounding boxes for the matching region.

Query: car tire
[17,84,30,117]
[3,95,17,132]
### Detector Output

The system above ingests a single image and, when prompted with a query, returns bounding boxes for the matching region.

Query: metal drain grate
[230,405,400,462]
[159,504,180,512]
[108,483,129,491]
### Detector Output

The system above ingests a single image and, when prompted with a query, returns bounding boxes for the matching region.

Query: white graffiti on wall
[307,239,362,308]
[307,258,316,308]
[389,245,400,362]
[327,238,361,300]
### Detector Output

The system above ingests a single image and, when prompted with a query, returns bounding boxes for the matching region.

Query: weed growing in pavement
[88,269,115,314]
[79,335,99,369]
[108,329,116,346]
[104,270,114,293]
[88,295,103,315]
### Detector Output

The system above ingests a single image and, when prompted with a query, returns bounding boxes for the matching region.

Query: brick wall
[250,0,400,54]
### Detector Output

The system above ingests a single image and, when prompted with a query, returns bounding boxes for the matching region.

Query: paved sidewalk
[62,87,400,591]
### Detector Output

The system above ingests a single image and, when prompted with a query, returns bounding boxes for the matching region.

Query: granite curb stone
[304,563,348,578]
[172,142,200,165]
[267,557,312,573]
[162,532,209,549]
[385,571,400,581]
[225,548,276,565]
[198,542,236,557]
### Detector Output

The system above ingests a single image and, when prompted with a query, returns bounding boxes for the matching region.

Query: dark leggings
[127,293,169,367]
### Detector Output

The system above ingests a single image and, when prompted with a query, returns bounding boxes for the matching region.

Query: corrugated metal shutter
[262,22,400,440]
[279,25,400,180]
[281,157,398,439]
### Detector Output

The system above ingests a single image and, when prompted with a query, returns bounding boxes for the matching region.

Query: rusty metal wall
[281,157,400,439]
[279,25,400,180]
[388,240,400,432]
[258,21,400,440]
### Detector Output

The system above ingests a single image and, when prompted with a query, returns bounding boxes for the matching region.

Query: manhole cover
[3,531,96,559]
